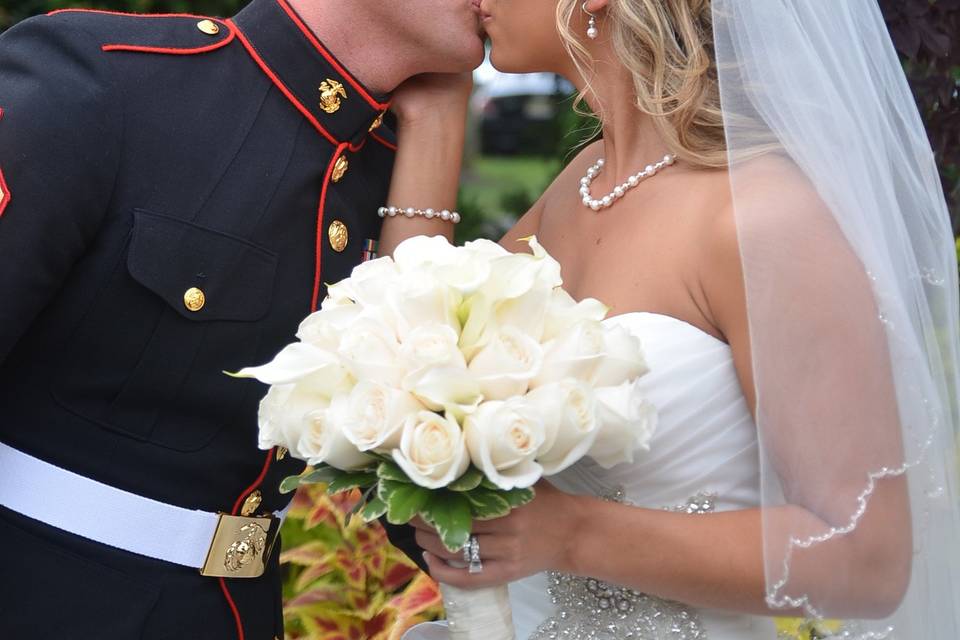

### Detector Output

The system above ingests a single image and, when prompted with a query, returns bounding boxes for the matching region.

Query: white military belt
[0,441,288,578]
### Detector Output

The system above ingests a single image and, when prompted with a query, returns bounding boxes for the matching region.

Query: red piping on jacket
[46,10,236,57]
[273,0,390,112]
[229,19,339,147]
[103,21,236,54]
[370,130,398,152]
[219,447,276,640]
[312,142,350,311]
[48,8,218,19]
[0,167,10,219]
[347,137,367,154]
[0,108,8,218]
[218,577,246,640]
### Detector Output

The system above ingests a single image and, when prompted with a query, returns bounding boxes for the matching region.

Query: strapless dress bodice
[509,312,775,639]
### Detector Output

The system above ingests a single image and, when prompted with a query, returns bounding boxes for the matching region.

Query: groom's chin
[449,33,487,72]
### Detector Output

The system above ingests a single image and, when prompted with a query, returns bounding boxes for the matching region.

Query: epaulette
[46,9,234,55]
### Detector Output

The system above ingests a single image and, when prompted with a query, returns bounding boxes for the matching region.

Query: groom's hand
[390,72,473,128]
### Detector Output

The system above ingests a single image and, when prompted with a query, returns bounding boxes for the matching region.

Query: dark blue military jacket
[0,1,414,638]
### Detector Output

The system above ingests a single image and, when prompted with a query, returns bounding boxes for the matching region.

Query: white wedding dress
[507,312,775,640]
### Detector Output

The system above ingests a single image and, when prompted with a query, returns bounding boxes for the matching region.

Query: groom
[0,0,481,638]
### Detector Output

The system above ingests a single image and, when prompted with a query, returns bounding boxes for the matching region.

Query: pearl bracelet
[378,206,462,224]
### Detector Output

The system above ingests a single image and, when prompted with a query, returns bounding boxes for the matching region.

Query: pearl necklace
[579,154,676,211]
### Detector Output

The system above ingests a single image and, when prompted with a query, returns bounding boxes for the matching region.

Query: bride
[376,0,960,638]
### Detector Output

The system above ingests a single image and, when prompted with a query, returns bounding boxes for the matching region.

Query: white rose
[393,410,470,489]
[400,324,466,371]
[255,374,352,453]
[542,288,609,342]
[340,381,425,454]
[324,256,401,308]
[297,305,361,351]
[467,326,543,400]
[337,317,403,387]
[464,399,545,490]
[526,379,601,475]
[394,235,491,295]
[256,383,297,451]
[589,379,658,468]
[531,320,606,388]
[296,396,373,471]
[591,323,650,387]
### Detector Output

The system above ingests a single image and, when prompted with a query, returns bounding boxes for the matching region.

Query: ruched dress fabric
[509,312,776,640]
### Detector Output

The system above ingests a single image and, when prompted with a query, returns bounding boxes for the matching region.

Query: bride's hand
[412,481,588,590]
[390,72,473,129]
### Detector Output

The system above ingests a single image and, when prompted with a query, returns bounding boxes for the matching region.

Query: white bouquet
[235,235,656,639]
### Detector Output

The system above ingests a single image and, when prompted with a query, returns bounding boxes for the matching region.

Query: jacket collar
[232,0,389,145]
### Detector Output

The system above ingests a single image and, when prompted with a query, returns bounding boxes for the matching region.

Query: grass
[460,155,562,220]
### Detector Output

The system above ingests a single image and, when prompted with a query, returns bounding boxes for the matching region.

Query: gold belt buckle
[200,513,280,578]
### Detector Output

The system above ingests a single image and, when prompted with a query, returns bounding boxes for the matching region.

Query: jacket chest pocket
[53,210,279,451]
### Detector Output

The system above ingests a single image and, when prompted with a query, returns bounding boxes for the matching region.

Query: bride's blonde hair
[556,0,727,168]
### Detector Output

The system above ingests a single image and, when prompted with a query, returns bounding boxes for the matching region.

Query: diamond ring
[467,535,483,574]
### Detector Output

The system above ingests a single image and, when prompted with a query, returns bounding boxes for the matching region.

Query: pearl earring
[582,2,599,39]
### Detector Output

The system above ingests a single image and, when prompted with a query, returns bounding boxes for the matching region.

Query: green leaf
[480,476,501,491]
[280,474,304,494]
[464,488,512,520]
[503,486,536,508]
[422,491,473,552]
[378,478,401,502]
[327,472,378,494]
[446,466,484,492]
[383,481,431,525]
[302,466,346,485]
[279,466,349,494]
[360,495,389,522]
[377,460,413,483]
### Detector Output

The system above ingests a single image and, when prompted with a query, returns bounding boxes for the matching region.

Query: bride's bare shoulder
[500,141,603,249]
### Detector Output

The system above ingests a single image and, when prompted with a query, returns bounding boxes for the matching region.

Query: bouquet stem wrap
[440,582,514,640]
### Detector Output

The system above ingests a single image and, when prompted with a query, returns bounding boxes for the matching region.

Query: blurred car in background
[471,61,574,156]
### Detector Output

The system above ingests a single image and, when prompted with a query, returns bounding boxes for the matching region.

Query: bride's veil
[713,0,960,636]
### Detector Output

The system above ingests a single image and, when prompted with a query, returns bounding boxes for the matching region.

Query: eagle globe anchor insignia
[200,514,279,578]
[224,522,270,572]
[319,79,347,114]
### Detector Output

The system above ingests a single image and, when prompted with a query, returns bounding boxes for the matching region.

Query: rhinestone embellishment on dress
[530,491,715,640]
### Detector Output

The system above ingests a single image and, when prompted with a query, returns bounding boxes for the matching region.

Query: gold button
[369,111,385,132]
[328,220,349,253]
[240,490,263,517]
[318,79,347,114]
[196,19,220,35]
[183,287,206,312]
[275,446,288,461]
[332,155,349,183]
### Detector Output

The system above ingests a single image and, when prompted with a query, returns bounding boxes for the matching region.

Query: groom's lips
[473,0,491,21]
